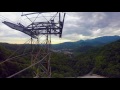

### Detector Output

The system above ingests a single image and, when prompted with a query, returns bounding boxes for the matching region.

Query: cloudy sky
[0,12,120,44]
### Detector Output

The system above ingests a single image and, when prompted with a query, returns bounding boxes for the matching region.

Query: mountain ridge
[52,35,120,50]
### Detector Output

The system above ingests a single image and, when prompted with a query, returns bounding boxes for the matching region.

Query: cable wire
[7,53,50,78]
[0,39,31,64]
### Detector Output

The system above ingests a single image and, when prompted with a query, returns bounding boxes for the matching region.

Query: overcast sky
[0,12,120,44]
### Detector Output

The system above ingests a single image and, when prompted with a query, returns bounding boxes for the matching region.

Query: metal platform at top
[2,12,66,38]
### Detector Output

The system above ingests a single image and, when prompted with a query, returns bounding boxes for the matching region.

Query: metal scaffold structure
[1,12,66,78]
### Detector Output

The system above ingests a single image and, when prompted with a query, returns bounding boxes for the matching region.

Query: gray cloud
[1,12,120,44]
[63,12,120,41]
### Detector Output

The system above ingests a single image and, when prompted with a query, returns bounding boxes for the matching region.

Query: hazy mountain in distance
[52,36,120,50]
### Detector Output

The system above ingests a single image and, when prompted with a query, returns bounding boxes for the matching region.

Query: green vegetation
[50,52,94,77]
[51,39,120,78]
[93,40,120,78]
[0,44,33,78]
[0,43,94,78]
[1,38,120,78]
[51,52,76,77]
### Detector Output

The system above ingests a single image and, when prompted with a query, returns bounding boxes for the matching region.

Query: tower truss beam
[2,12,66,78]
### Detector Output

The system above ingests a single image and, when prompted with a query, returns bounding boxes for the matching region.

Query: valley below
[1,36,120,78]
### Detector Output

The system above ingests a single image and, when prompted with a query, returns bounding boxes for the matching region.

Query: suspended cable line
[7,53,50,78]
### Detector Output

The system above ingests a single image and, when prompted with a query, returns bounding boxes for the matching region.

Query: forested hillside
[1,39,120,78]
[0,44,33,78]
[0,43,94,78]
[93,40,120,78]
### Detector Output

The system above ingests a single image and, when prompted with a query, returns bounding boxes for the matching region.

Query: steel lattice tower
[2,12,66,78]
